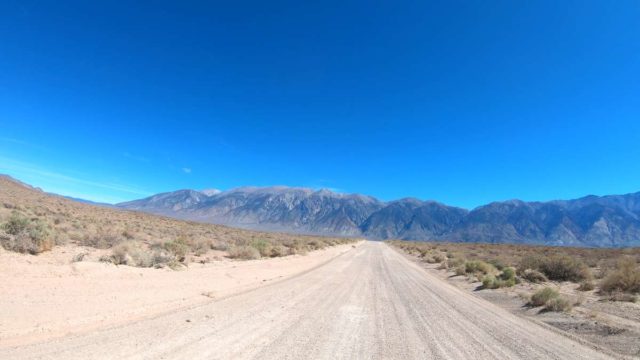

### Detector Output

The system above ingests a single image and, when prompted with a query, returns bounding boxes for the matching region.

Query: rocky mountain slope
[118,187,640,247]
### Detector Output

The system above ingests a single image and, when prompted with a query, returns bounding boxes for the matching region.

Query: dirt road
[1,242,612,359]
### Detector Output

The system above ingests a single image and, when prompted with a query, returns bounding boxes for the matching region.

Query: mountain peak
[201,189,222,196]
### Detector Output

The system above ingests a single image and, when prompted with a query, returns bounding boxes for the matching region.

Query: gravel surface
[1,242,613,359]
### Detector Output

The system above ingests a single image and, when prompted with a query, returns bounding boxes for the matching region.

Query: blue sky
[0,1,639,208]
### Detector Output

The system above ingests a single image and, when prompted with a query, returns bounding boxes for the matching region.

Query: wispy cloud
[122,152,149,163]
[182,167,192,174]
[0,156,152,197]
[0,137,48,151]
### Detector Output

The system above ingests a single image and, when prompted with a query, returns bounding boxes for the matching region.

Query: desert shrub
[3,211,30,235]
[228,245,261,260]
[465,260,494,275]
[425,256,438,264]
[530,287,560,307]
[189,238,210,256]
[482,267,516,289]
[288,245,308,256]
[500,267,516,281]
[577,281,595,291]
[109,241,153,267]
[488,259,506,271]
[449,257,464,267]
[107,242,181,268]
[539,256,590,282]
[270,244,288,257]
[82,231,122,249]
[211,240,229,251]
[0,211,52,254]
[545,297,572,312]
[519,255,589,282]
[521,269,548,283]
[482,275,499,289]
[432,254,445,263]
[251,239,272,257]
[163,238,188,262]
[599,257,640,294]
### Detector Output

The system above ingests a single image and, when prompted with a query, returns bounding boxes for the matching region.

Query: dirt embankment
[0,242,359,348]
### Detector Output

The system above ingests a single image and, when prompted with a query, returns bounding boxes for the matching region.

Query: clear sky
[0,1,639,208]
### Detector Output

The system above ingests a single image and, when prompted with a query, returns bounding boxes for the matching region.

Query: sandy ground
[1,242,613,359]
[0,242,359,348]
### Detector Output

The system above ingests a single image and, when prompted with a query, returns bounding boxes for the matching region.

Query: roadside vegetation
[0,176,356,268]
[389,240,640,306]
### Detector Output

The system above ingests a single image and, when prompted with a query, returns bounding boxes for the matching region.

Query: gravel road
[1,242,612,359]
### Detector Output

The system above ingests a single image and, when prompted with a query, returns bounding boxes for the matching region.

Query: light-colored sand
[1,242,613,359]
[0,242,359,348]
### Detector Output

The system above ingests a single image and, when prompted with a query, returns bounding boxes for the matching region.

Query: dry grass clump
[228,245,261,260]
[577,280,595,291]
[521,269,548,283]
[544,296,572,312]
[0,211,53,254]
[0,175,357,267]
[82,231,123,249]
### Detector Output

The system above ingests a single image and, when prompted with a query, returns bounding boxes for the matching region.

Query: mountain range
[117,186,640,248]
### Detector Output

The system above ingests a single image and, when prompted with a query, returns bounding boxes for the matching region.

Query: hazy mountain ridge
[116,187,640,247]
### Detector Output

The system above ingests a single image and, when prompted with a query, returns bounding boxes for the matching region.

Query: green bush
[500,267,516,281]
[482,268,516,289]
[482,275,497,289]
[530,287,559,307]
